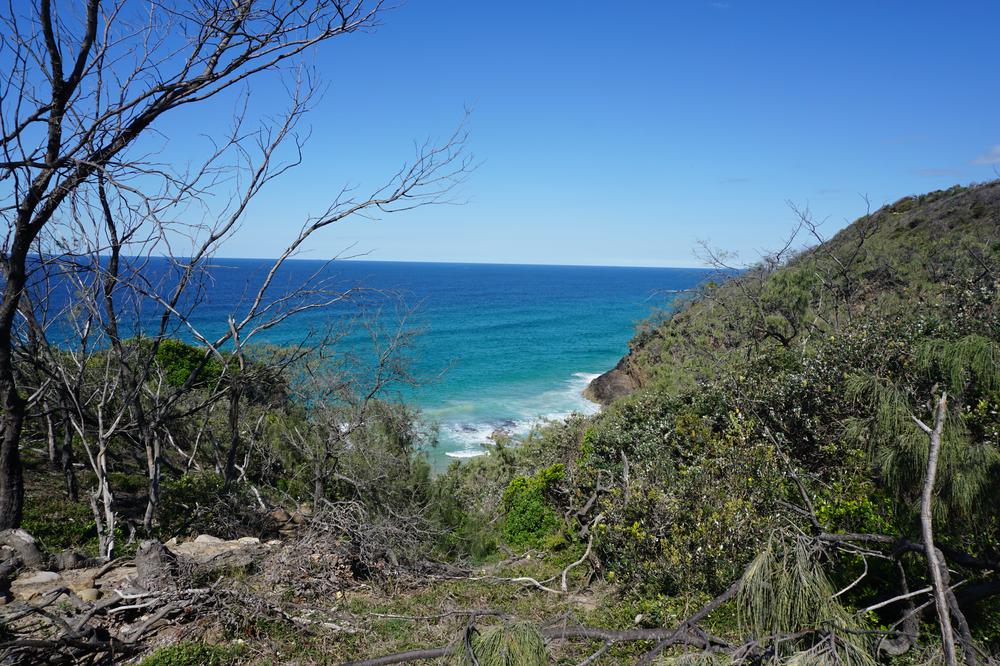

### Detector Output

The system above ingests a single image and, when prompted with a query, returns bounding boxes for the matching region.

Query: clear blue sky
[172,0,1000,268]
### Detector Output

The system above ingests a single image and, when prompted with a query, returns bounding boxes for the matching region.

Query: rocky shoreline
[582,354,640,405]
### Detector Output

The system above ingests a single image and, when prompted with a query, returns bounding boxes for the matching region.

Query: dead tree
[0,0,471,531]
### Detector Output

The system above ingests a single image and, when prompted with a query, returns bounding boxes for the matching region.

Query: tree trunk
[0,383,25,530]
[0,232,37,529]
[60,406,78,501]
[143,430,161,534]
[223,381,243,489]
[92,435,116,559]
[44,401,57,467]
[919,393,957,666]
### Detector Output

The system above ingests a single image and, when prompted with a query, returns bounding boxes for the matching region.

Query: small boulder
[58,568,96,594]
[0,529,46,569]
[52,549,86,571]
[193,534,224,544]
[15,570,60,584]
[11,570,62,601]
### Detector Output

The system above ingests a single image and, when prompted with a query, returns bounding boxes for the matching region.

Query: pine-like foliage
[845,334,1000,522]
[451,621,548,666]
[736,537,876,666]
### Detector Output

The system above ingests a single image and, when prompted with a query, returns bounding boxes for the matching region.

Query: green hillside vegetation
[421,180,1000,663]
[9,181,1000,665]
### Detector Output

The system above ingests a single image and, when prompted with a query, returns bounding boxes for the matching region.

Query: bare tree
[0,0,470,529]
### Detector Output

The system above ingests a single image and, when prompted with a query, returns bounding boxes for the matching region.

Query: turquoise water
[39,258,712,465]
[209,260,711,465]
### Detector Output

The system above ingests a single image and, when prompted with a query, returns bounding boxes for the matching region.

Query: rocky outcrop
[6,534,275,603]
[583,355,640,405]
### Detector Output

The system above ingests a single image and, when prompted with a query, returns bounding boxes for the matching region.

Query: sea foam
[440,370,602,460]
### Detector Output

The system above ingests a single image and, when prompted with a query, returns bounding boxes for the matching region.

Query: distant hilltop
[586,180,1000,404]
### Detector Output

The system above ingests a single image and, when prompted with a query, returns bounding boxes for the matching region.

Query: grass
[214,551,742,665]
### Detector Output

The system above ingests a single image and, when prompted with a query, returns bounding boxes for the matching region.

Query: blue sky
[171,1,1000,267]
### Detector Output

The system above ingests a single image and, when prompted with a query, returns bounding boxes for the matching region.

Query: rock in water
[583,357,639,405]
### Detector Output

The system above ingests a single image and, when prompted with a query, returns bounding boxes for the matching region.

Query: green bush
[592,407,788,594]
[158,472,226,537]
[429,473,498,560]
[109,471,148,494]
[501,463,564,548]
[21,494,98,555]
[139,337,223,387]
[139,641,243,666]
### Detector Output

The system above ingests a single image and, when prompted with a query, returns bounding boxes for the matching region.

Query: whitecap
[435,370,604,459]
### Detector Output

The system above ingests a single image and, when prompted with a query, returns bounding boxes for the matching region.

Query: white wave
[445,448,488,459]
[436,370,604,459]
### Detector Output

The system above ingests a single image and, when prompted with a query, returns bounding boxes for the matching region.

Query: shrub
[158,472,266,540]
[139,641,243,666]
[21,493,98,555]
[108,471,148,494]
[151,338,224,387]
[453,621,547,666]
[594,408,787,594]
[501,464,564,548]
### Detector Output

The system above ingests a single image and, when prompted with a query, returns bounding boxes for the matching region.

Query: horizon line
[202,256,716,271]
[30,252,721,271]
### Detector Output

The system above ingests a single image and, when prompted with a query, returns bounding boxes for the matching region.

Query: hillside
[6,181,1000,665]
[587,180,1000,404]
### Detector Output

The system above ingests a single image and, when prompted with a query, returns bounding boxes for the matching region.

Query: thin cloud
[972,145,1000,165]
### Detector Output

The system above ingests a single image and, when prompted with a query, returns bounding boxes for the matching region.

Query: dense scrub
[425,180,1000,663]
[9,181,1000,664]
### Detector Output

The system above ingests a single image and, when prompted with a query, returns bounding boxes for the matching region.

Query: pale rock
[11,570,62,601]
[58,568,97,594]
[193,534,225,544]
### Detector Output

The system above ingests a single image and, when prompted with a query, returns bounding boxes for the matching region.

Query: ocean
[37,258,713,466]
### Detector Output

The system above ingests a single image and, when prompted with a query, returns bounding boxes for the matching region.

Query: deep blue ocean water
[36,258,712,466]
